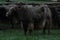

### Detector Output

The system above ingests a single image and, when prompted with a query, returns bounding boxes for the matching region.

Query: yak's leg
[23,24,28,35]
[34,22,37,30]
[13,17,19,29]
[42,19,46,34]
[43,25,46,34]
[34,23,36,30]
[23,21,28,35]
[28,22,34,35]
[16,20,21,29]
[10,20,14,29]
[47,19,52,35]
[10,17,14,29]
[16,18,23,29]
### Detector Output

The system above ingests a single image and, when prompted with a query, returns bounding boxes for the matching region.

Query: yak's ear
[38,7,44,13]
[40,7,44,12]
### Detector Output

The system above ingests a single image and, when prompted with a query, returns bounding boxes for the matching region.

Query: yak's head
[6,6,17,17]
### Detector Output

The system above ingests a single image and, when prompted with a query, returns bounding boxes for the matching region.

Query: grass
[0,29,60,40]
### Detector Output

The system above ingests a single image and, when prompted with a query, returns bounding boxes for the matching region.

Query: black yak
[6,4,52,35]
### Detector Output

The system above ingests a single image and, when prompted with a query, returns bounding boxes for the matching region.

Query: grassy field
[0,29,60,40]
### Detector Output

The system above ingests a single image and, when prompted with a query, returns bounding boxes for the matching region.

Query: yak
[6,3,52,35]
